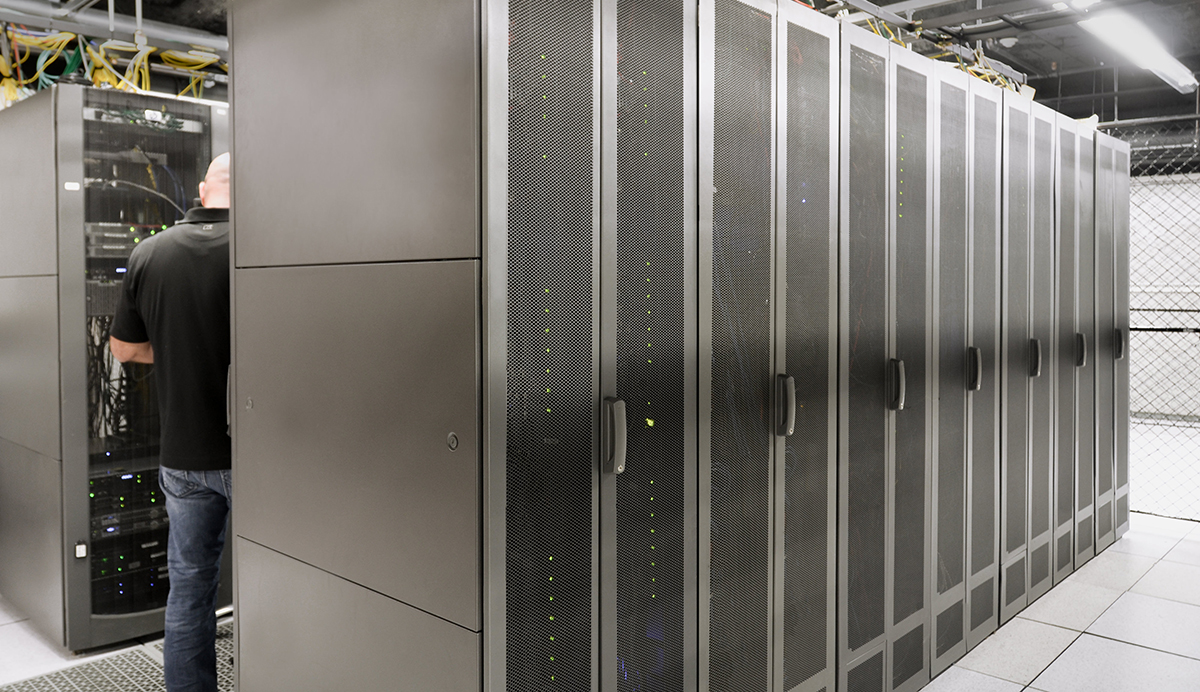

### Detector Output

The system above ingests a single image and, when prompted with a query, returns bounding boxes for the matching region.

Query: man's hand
[110,337,154,364]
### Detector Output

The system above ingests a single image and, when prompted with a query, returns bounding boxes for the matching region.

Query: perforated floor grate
[0,623,233,692]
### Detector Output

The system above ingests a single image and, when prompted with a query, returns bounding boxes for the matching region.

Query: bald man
[111,153,232,692]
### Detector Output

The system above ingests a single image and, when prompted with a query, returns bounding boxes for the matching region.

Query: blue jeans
[159,467,231,692]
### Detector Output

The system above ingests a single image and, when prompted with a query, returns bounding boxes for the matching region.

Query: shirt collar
[182,207,230,224]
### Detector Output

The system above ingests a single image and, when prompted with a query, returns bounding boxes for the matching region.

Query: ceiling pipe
[0,0,227,52]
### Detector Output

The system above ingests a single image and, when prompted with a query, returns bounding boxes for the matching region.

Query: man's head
[198,152,231,209]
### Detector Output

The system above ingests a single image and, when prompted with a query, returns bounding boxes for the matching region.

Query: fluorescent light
[1053,2,1069,10]
[1071,0,1101,9]
[1079,11,1199,94]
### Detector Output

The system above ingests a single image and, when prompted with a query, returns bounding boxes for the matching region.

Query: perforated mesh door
[615,0,687,689]
[937,81,968,601]
[1005,106,1030,560]
[1030,117,1056,582]
[783,19,834,692]
[1114,149,1130,504]
[1056,128,1077,546]
[970,94,999,585]
[845,43,888,654]
[894,66,929,632]
[708,1,774,689]
[1077,140,1096,536]
[505,1,597,689]
[1095,141,1116,542]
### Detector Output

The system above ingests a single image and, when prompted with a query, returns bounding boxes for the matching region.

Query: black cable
[88,179,187,216]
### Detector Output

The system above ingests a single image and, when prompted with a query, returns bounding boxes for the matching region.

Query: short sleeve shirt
[110,207,231,471]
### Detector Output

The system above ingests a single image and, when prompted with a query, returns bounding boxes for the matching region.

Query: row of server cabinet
[228,0,1130,691]
[0,84,231,651]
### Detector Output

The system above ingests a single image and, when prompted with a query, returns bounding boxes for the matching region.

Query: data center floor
[0,512,1197,691]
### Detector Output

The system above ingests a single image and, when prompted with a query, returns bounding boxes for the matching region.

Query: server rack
[964,76,1003,652]
[1094,132,1119,552]
[1053,113,1080,585]
[0,84,229,651]
[999,90,1033,624]
[931,59,971,677]
[1112,138,1132,539]
[1027,102,1058,604]
[1075,125,1098,567]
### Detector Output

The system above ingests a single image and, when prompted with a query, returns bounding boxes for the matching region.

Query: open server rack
[0,83,230,651]
[228,1,1130,691]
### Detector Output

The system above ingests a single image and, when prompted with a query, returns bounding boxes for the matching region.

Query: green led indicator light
[542,75,547,79]
[545,308,550,312]
[543,154,548,159]
[546,348,551,353]
[649,480,654,484]
[643,71,647,75]
[541,55,546,59]
[545,328,550,333]
[648,343,652,348]
[646,261,651,265]
[89,493,94,498]
[550,636,555,641]
[546,388,551,393]
[550,656,555,662]
[644,152,649,156]
[649,497,654,501]
[134,238,140,243]
[161,225,167,230]
[549,616,554,621]
[130,226,135,232]
[548,556,553,561]
[549,596,554,601]
[650,513,654,517]
[545,288,550,293]
[645,104,649,108]
[651,529,655,533]
[647,278,651,282]
[549,576,553,581]
[651,562,655,567]
[647,360,652,364]
[546,408,552,413]
[643,87,648,91]
[651,545,655,550]
[652,577,656,582]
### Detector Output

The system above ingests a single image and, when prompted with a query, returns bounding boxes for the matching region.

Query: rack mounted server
[228,0,1130,691]
[0,84,231,651]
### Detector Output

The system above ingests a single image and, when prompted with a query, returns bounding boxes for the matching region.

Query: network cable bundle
[227,1,1130,691]
[0,84,229,651]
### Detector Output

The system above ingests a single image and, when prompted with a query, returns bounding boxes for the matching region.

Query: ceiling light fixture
[1071,0,1101,9]
[1079,11,1199,94]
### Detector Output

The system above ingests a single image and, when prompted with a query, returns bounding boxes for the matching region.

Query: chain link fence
[1107,115,1200,520]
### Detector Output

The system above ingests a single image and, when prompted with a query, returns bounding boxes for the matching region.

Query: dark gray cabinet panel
[0,438,63,645]
[235,261,480,630]
[0,276,61,459]
[0,94,58,279]
[237,538,480,692]
[231,0,478,267]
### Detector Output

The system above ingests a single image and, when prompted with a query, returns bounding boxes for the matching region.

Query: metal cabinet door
[600,1,697,690]
[1094,135,1118,551]
[1000,92,1032,623]
[777,5,840,692]
[965,78,1003,653]
[1113,140,1132,537]
[230,0,478,267]
[700,0,778,688]
[1028,105,1058,602]
[839,22,891,692]
[1076,126,1098,566]
[235,261,480,631]
[1054,115,1079,585]
[932,63,971,676]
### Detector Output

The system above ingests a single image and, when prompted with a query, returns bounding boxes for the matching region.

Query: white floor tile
[0,620,81,685]
[1163,536,1200,568]
[923,666,1023,692]
[1032,633,1200,692]
[1019,581,1124,631]
[1128,512,1197,539]
[1087,592,1200,660]
[956,618,1078,685]
[1107,530,1184,560]
[0,594,26,627]
[1130,560,1200,607]
[1065,549,1157,593]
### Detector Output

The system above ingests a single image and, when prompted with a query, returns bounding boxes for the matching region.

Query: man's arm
[110,337,154,364]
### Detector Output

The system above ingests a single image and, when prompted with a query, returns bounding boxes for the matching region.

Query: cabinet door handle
[602,398,627,475]
[890,359,906,411]
[1076,333,1088,368]
[776,374,796,437]
[1030,338,1042,378]
[1115,328,1126,360]
[969,346,983,391]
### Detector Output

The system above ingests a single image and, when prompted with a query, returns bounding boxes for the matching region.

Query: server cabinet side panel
[238,539,480,692]
[779,6,839,692]
[702,1,778,688]
[0,89,59,280]
[230,0,479,267]
[1075,127,1096,566]
[839,21,891,692]
[1093,135,1117,552]
[601,0,696,690]
[999,93,1031,624]
[1053,116,1078,584]
[503,0,602,689]
[965,78,1002,652]
[1027,106,1057,602]
[1113,140,1131,537]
